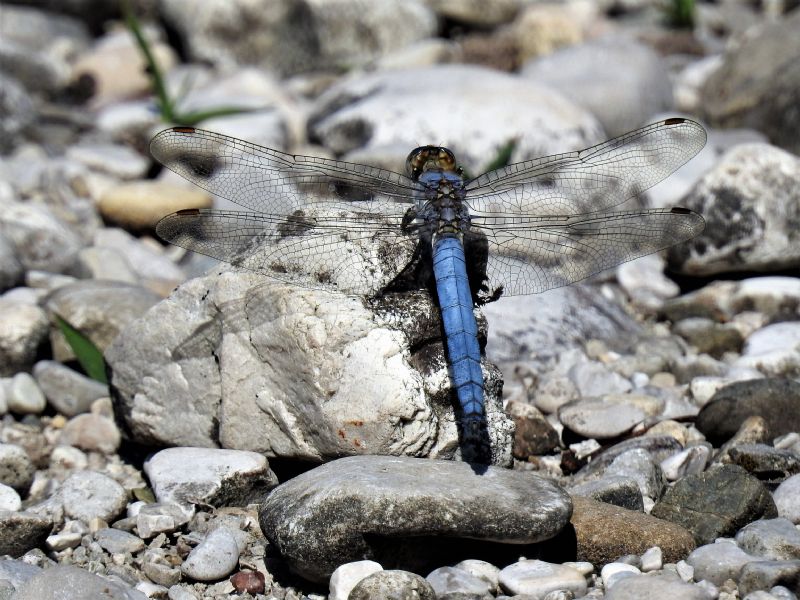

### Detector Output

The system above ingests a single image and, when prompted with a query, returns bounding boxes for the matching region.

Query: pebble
[735,518,800,561]
[5,372,46,414]
[640,546,663,572]
[98,181,212,231]
[426,565,493,597]
[0,443,35,492]
[33,360,108,416]
[773,474,800,524]
[686,539,757,586]
[61,470,128,523]
[604,572,715,600]
[0,482,22,511]
[604,448,666,503]
[0,510,53,557]
[230,570,266,594]
[499,559,588,598]
[181,526,242,581]
[94,527,145,554]
[661,445,711,481]
[58,413,121,454]
[11,564,147,600]
[0,300,49,376]
[601,562,640,589]
[49,445,89,470]
[349,570,436,600]
[454,559,500,593]
[45,531,83,551]
[329,560,383,600]
[558,393,663,439]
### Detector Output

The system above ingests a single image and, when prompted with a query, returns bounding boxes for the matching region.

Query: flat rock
[12,564,147,600]
[144,447,278,511]
[33,360,108,416]
[0,557,42,589]
[604,572,715,600]
[498,559,588,598]
[0,510,52,557]
[569,496,695,567]
[94,527,145,555]
[727,443,800,484]
[558,393,663,439]
[259,455,571,582]
[651,464,777,545]
[695,378,800,446]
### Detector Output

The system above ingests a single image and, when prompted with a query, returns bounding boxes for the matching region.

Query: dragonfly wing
[149,127,419,215]
[156,208,418,296]
[465,118,706,216]
[472,207,705,296]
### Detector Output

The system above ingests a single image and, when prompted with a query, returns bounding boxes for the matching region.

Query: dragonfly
[150,118,706,438]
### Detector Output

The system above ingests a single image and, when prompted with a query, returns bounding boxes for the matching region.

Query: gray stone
[33,360,108,416]
[730,276,800,322]
[45,531,82,551]
[569,475,645,512]
[144,447,278,512]
[161,0,437,76]
[107,272,513,465]
[0,235,22,291]
[735,322,800,378]
[43,280,160,361]
[453,559,499,594]
[310,64,602,173]
[573,435,683,482]
[181,526,241,581]
[522,36,673,137]
[700,9,800,155]
[558,393,661,439]
[0,558,42,590]
[498,560,588,598]
[604,449,666,504]
[686,539,757,586]
[0,74,35,153]
[696,379,800,446]
[0,198,81,274]
[426,565,492,598]
[93,228,185,291]
[135,503,190,539]
[75,247,139,285]
[12,564,147,600]
[259,455,571,582]
[66,143,149,180]
[660,445,711,481]
[736,518,800,561]
[673,317,744,358]
[728,444,800,483]
[604,572,715,600]
[94,527,145,555]
[61,471,128,523]
[0,511,52,558]
[0,483,21,511]
[773,474,800,524]
[738,560,800,597]
[670,143,800,277]
[5,373,46,415]
[350,570,436,600]
[651,465,778,545]
[0,443,34,492]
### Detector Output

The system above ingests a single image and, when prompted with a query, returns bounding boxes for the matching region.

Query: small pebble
[0,482,22,511]
[181,526,241,581]
[6,373,46,414]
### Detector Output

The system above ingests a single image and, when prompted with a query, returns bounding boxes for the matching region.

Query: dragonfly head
[406,146,458,182]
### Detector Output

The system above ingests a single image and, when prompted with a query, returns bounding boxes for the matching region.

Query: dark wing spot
[277,210,315,239]
[671,206,691,214]
[664,117,686,126]
[172,127,196,133]
[176,208,201,216]
[178,152,218,178]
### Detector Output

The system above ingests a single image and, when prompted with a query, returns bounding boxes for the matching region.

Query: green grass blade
[54,315,108,384]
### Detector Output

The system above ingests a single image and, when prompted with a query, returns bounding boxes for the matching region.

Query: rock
[686,538,756,586]
[738,560,800,597]
[71,28,177,107]
[731,276,800,322]
[521,37,672,137]
[507,401,560,459]
[604,449,666,505]
[0,74,35,153]
[94,527,145,555]
[61,471,128,523]
[310,64,602,172]
[773,474,800,524]
[33,360,108,416]
[259,455,571,582]
[670,143,800,277]
[43,280,161,360]
[350,570,436,600]
[660,445,711,481]
[573,435,683,482]
[453,559,499,594]
[0,235,23,290]
[135,503,190,539]
[696,379,800,446]
[735,322,800,377]
[617,254,681,312]
[569,476,644,512]
[0,483,21,511]
[700,9,800,155]
[601,562,640,590]
[651,465,777,545]
[507,2,588,64]
[58,413,121,454]
[735,518,800,561]
[75,246,139,285]
[181,526,241,581]
[0,558,42,590]
[426,0,518,27]
[12,564,147,600]
[426,565,493,598]
[0,443,35,493]
[0,198,81,274]
[567,362,633,399]
[604,572,715,600]
[559,393,662,440]
[66,143,149,181]
[4,372,46,415]
[49,445,88,471]
[673,318,744,358]
[498,559,587,598]
[640,546,662,572]
[329,560,383,600]
[143,447,278,512]
[230,570,266,594]
[161,0,437,76]
[569,496,695,567]
[727,444,800,484]
[107,272,513,465]
[0,511,52,557]
[98,181,212,232]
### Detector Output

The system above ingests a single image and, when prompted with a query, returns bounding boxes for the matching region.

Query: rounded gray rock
[61,470,128,523]
[259,455,572,582]
[12,564,147,600]
[349,570,436,600]
[0,443,35,492]
[33,360,109,416]
[181,526,241,581]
